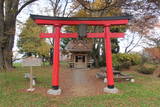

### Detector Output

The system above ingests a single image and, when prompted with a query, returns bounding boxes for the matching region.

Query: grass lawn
[0,64,160,107]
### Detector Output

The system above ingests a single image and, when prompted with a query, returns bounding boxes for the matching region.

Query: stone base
[47,88,62,95]
[104,87,118,94]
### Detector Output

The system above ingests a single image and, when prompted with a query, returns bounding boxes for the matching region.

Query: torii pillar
[104,25,117,93]
[51,25,61,93]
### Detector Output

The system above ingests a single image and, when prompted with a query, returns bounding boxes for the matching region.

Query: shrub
[112,54,121,70]
[130,54,142,65]
[137,64,157,74]
[121,61,132,69]
[112,53,142,70]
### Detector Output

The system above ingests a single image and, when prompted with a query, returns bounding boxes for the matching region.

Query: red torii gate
[31,15,131,95]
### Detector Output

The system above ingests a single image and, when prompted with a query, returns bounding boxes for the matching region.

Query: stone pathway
[59,68,105,97]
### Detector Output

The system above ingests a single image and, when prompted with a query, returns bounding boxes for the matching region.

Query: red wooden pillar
[104,25,115,88]
[52,24,61,90]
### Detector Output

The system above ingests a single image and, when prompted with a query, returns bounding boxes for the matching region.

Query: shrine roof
[30,14,132,21]
[65,39,93,52]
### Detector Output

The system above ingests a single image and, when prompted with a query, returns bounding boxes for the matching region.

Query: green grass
[0,65,160,107]
[13,62,22,67]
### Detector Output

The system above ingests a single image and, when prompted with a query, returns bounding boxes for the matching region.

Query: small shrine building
[65,39,94,68]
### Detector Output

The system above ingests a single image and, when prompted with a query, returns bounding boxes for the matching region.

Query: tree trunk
[0,46,14,71]
[0,0,38,71]
[92,39,101,67]
[0,0,17,71]
[0,0,5,71]
[0,48,4,71]
[0,28,15,71]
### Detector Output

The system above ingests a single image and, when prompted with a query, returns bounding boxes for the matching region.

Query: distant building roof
[65,39,93,52]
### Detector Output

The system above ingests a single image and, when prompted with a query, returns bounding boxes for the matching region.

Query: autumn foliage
[144,47,160,60]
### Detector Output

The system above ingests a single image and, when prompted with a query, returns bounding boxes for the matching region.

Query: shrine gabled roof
[30,14,132,21]
[65,40,93,52]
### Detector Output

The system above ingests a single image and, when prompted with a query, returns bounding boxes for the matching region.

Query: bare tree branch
[49,0,61,16]
[67,3,80,17]
[124,32,136,53]
[62,0,69,16]
[126,34,143,53]
[16,0,38,16]
[76,0,109,12]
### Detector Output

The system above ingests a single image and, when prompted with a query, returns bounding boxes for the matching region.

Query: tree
[76,0,126,12]
[77,0,160,34]
[0,0,38,71]
[142,30,160,63]
[17,19,51,58]
[124,0,159,34]
[143,30,160,48]
[148,0,160,7]
[120,0,160,53]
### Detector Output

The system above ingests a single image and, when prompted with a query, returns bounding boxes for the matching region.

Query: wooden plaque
[22,57,42,67]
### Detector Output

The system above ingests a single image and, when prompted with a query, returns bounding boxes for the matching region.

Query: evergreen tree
[18,18,51,59]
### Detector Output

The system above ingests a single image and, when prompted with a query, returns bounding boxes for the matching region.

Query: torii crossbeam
[31,14,131,95]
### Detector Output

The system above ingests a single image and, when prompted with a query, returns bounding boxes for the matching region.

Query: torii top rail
[31,14,131,94]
